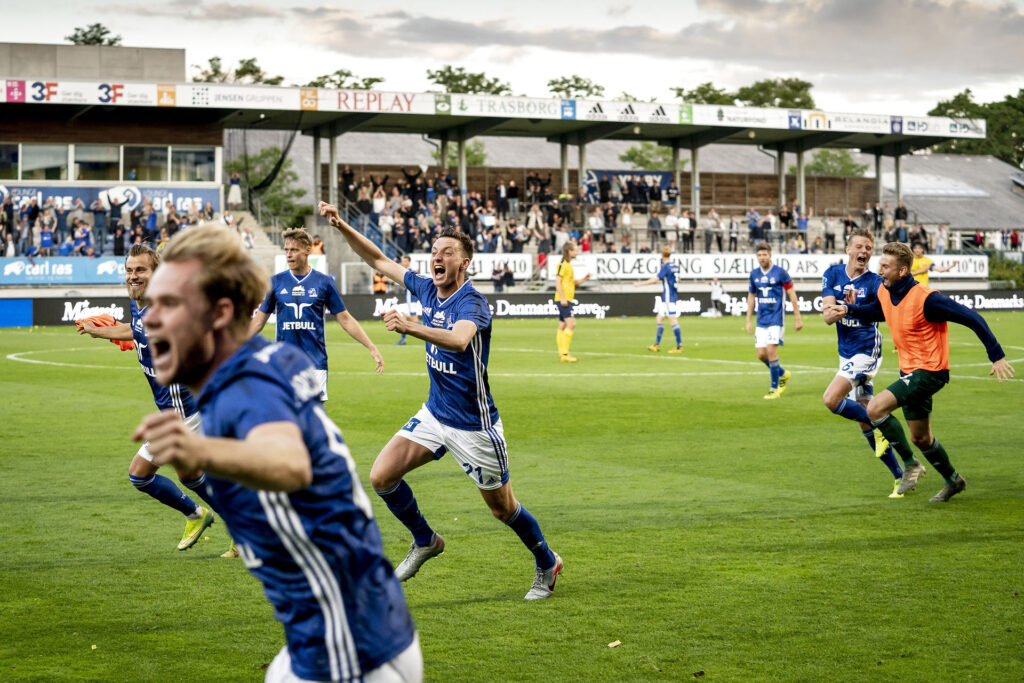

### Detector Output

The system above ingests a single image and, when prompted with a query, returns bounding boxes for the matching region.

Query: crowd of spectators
[1,190,252,262]
[336,167,980,258]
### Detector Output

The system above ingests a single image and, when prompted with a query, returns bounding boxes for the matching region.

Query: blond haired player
[555,241,590,362]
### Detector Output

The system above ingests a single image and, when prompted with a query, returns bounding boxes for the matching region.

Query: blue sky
[7,0,1024,114]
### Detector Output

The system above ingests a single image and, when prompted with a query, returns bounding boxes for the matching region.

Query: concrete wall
[0,42,185,81]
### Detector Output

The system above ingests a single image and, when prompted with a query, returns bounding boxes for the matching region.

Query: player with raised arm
[745,242,803,399]
[820,229,905,498]
[824,242,1014,502]
[133,226,422,683]
[77,244,217,552]
[250,227,383,401]
[633,245,683,353]
[555,241,590,363]
[911,243,958,286]
[395,254,422,346]
[318,201,562,600]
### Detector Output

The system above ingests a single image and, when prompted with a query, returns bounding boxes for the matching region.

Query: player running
[633,245,683,352]
[76,244,217,552]
[249,227,383,401]
[745,242,803,399]
[824,242,1015,502]
[395,254,422,345]
[134,226,422,682]
[820,229,905,498]
[318,201,562,600]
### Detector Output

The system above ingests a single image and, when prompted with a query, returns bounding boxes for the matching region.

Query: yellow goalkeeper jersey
[556,259,575,302]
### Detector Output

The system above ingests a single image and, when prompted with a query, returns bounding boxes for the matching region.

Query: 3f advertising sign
[30,81,58,101]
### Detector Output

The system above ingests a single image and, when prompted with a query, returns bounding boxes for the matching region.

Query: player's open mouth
[151,338,171,362]
[856,255,868,265]
[433,264,445,276]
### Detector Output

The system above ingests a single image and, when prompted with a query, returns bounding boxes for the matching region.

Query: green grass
[1,313,1023,681]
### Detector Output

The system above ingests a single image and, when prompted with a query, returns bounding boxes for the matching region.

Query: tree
[431,140,488,167]
[735,78,815,109]
[303,69,384,90]
[928,88,1024,168]
[66,23,122,46]
[426,65,511,95]
[671,82,734,105]
[224,147,307,226]
[618,92,656,103]
[787,149,867,177]
[192,57,283,85]
[547,75,604,99]
[618,142,687,171]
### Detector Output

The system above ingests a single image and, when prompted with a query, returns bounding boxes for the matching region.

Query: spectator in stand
[618,203,633,245]
[491,265,505,292]
[728,215,740,252]
[579,229,592,253]
[663,208,679,251]
[796,210,810,244]
[201,201,215,221]
[621,233,633,254]
[227,171,242,210]
[54,203,68,243]
[883,201,894,236]
[38,210,55,256]
[909,224,929,250]
[57,233,74,256]
[508,180,520,221]
[843,213,859,243]
[823,213,837,252]
[935,225,948,255]
[873,201,884,237]
[27,197,41,227]
[113,225,126,257]
[341,165,357,204]
[89,198,108,254]
[311,235,325,256]
[747,207,761,245]
[72,219,91,255]
[495,179,509,221]
[894,201,908,229]
[779,205,792,236]
[649,181,663,215]
[647,211,662,251]
[682,210,696,253]
[110,197,124,232]
[665,180,680,209]
[1011,229,1020,252]
[895,221,908,244]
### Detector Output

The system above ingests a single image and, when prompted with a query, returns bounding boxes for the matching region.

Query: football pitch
[2,313,1022,681]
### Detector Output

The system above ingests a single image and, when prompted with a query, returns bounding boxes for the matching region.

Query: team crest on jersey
[291,284,306,297]
[307,288,317,297]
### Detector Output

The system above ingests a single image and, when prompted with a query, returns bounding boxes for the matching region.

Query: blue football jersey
[197,336,416,682]
[748,264,792,327]
[132,300,197,416]
[405,269,419,305]
[404,271,499,431]
[821,264,883,359]
[657,261,679,304]
[258,269,346,371]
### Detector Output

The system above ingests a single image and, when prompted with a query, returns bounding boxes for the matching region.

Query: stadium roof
[0,79,985,156]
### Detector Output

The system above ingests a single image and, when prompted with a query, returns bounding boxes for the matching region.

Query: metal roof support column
[560,137,569,195]
[457,136,467,197]
[440,131,449,170]
[796,150,806,214]
[875,153,883,206]
[578,140,588,192]
[312,131,322,204]
[894,153,902,204]
[691,145,700,219]
[777,149,786,208]
[328,134,338,208]
[672,143,681,211]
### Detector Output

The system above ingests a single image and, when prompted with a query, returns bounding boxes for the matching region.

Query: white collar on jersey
[436,278,471,307]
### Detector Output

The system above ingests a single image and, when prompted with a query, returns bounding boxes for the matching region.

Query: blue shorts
[557,303,573,321]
